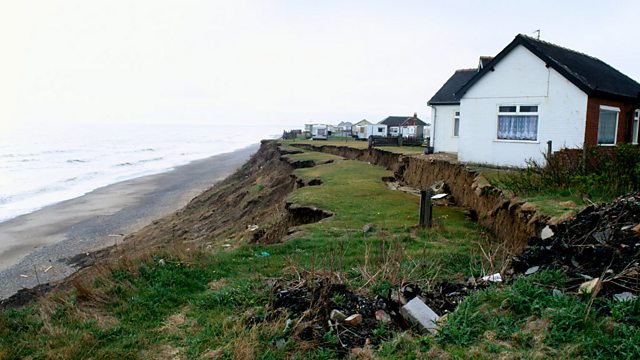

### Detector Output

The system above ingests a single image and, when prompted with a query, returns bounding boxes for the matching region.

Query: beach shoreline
[0,144,258,300]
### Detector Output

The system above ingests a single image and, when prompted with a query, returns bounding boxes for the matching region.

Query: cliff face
[291,144,548,250]
[115,140,296,256]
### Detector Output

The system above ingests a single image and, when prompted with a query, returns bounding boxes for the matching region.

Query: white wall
[459,45,588,167]
[430,104,460,153]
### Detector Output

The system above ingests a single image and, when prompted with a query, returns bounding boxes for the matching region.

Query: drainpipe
[430,106,437,150]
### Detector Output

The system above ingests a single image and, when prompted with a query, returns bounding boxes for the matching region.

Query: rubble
[579,278,600,295]
[614,292,637,302]
[401,297,440,334]
[511,193,640,299]
[344,314,363,326]
[482,273,502,283]
[330,309,347,322]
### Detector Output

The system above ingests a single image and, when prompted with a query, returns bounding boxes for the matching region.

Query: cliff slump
[119,140,326,254]
[292,144,548,250]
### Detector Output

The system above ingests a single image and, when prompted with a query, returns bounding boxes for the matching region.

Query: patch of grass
[285,138,427,155]
[437,270,640,358]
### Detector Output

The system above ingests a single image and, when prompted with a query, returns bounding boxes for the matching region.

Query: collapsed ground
[1,140,639,359]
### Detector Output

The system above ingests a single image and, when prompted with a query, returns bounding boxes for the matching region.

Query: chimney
[413,112,417,118]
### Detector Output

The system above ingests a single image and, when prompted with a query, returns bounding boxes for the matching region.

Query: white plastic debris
[613,292,637,302]
[401,297,440,334]
[525,266,540,275]
[247,224,259,231]
[431,193,448,200]
[481,273,502,283]
[541,225,554,240]
[158,259,166,266]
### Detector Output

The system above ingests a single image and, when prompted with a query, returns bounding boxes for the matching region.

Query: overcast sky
[2,0,639,132]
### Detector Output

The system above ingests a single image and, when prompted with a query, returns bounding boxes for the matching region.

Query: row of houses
[305,113,429,140]
[427,34,640,167]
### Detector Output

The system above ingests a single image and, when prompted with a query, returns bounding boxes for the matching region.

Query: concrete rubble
[400,297,440,334]
[511,192,640,299]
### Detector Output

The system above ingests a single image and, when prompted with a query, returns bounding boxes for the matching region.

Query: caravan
[311,124,328,140]
[356,124,388,140]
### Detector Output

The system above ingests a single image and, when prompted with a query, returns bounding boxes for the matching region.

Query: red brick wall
[585,97,639,145]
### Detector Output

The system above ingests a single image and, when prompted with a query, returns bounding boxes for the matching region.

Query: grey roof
[379,116,427,126]
[427,69,477,105]
[457,34,640,101]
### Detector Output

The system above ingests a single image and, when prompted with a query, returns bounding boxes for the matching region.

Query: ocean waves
[0,123,267,224]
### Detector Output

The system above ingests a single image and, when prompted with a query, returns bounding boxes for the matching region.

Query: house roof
[379,116,427,127]
[427,69,477,105]
[353,119,371,126]
[457,34,640,101]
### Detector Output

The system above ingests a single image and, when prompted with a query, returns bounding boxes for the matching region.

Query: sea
[0,122,276,224]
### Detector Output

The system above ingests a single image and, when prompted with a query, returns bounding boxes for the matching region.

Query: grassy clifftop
[1,141,638,359]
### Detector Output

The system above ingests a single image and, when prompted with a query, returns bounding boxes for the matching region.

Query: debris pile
[268,279,490,353]
[512,193,640,298]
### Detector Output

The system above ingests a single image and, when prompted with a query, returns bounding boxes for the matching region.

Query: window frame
[597,105,619,146]
[453,111,460,137]
[495,104,539,142]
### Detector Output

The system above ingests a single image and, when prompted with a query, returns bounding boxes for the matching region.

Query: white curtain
[597,110,617,144]
[497,115,538,140]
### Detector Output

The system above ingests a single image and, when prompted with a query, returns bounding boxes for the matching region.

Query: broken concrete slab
[401,297,439,334]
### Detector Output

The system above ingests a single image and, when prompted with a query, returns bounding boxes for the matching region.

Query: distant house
[334,121,353,137]
[352,119,372,137]
[428,34,640,167]
[379,114,428,138]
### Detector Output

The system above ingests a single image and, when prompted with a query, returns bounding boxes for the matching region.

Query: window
[597,106,619,145]
[497,105,538,141]
[453,111,460,137]
[377,127,385,132]
[633,109,639,145]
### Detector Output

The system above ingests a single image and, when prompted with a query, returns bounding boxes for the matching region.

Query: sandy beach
[0,144,258,300]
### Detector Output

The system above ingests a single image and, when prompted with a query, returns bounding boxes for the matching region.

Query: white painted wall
[458,45,588,167]
[430,104,460,153]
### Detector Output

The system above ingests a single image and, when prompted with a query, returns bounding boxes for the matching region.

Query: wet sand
[0,144,258,300]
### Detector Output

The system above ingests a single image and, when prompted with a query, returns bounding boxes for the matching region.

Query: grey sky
[2,0,639,131]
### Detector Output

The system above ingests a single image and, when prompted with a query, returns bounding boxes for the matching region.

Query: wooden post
[419,189,433,228]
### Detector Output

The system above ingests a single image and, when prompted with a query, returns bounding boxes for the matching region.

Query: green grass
[436,270,640,358]
[3,147,636,358]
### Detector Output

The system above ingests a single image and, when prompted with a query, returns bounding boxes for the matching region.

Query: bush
[501,144,640,200]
